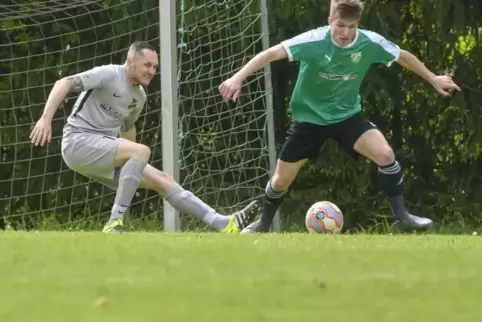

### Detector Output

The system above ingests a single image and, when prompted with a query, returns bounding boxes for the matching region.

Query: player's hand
[30,117,52,146]
[218,77,243,102]
[432,75,461,97]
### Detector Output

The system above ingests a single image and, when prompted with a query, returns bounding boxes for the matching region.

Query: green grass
[0,232,480,322]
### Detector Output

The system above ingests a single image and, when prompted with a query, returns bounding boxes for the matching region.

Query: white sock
[165,184,229,230]
[109,204,128,223]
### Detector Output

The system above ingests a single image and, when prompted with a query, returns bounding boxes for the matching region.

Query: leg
[81,163,258,232]
[353,129,432,230]
[337,113,432,231]
[257,159,307,231]
[61,133,150,233]
[102,139,150,232]
[353,128,403,215]
[242,121,328,233]
[138,165,258,232]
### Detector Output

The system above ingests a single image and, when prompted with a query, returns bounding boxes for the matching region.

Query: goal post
[159,0,181,232]
[169,0,279,232]
[260,0,280,232]
[0,0,278,232]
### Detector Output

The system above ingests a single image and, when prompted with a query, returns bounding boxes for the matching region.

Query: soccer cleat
[221,200,259,233]
[395,212,433,232]
[102,219,125,234]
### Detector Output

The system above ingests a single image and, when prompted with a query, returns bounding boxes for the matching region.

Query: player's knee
[373,145,395,166]
[271,172,295,191]
[132,144,151,162]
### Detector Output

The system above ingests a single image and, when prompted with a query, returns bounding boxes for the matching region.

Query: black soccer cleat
[395,212,433,232]
[221,200,259,233]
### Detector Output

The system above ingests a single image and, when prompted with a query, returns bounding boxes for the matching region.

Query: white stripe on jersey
[281,27,330,61]
[360,30,401,66]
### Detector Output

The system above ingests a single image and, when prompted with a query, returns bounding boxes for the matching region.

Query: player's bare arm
[219,44,287,102]
[30,75,86,146]
[397,49,461,97]
[42,76,83,118]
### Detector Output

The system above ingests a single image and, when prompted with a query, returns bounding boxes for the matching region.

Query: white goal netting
[0,0,274,231]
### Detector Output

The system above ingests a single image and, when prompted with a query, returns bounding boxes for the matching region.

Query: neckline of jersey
[328,27,360,49]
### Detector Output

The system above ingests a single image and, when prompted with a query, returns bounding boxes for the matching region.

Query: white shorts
[61,132,122,190]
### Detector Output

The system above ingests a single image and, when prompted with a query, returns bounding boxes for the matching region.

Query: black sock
[378,161,406,220]
[258,180,287,231]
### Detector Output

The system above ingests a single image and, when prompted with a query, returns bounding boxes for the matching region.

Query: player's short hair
[330,0,364,20]
[127,41,157,58]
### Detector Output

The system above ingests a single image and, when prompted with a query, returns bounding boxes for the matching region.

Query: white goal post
[160,0,279,232]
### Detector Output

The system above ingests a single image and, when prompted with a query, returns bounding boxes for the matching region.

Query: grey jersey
[64,64,146,137]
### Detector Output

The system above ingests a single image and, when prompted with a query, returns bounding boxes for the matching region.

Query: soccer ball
[305,201,343,234]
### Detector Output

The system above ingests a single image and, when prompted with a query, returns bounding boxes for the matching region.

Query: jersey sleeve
[371,34,400,67]
[281,29,325,62]
[72,64,118,90]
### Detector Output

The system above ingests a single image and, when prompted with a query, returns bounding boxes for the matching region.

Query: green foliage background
[0,0,481,232]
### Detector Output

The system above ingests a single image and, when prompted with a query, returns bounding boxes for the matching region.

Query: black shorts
[279,111,377,162]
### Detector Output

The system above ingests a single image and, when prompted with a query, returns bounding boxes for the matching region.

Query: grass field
[0,232,480,322]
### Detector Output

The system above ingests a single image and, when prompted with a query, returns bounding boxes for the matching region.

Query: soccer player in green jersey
[218,0,461,233]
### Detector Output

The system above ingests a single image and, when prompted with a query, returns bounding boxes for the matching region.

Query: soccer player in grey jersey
[30,41,258,233]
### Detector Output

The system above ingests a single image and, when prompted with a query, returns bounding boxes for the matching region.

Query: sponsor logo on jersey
[319,72,358,81]
[100,103,123,120]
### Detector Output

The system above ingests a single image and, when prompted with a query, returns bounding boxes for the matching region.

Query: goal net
[0,0,274,231]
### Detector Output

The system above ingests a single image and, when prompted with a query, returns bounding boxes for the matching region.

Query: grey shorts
[61,132,122,190]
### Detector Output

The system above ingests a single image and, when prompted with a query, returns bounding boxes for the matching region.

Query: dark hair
[331,0,364,20]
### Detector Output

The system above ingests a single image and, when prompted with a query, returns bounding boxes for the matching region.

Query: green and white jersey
[281,26,400,125]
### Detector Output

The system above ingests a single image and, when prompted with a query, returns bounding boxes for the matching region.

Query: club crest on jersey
[351,52,362,63]
[128,98,137,110]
